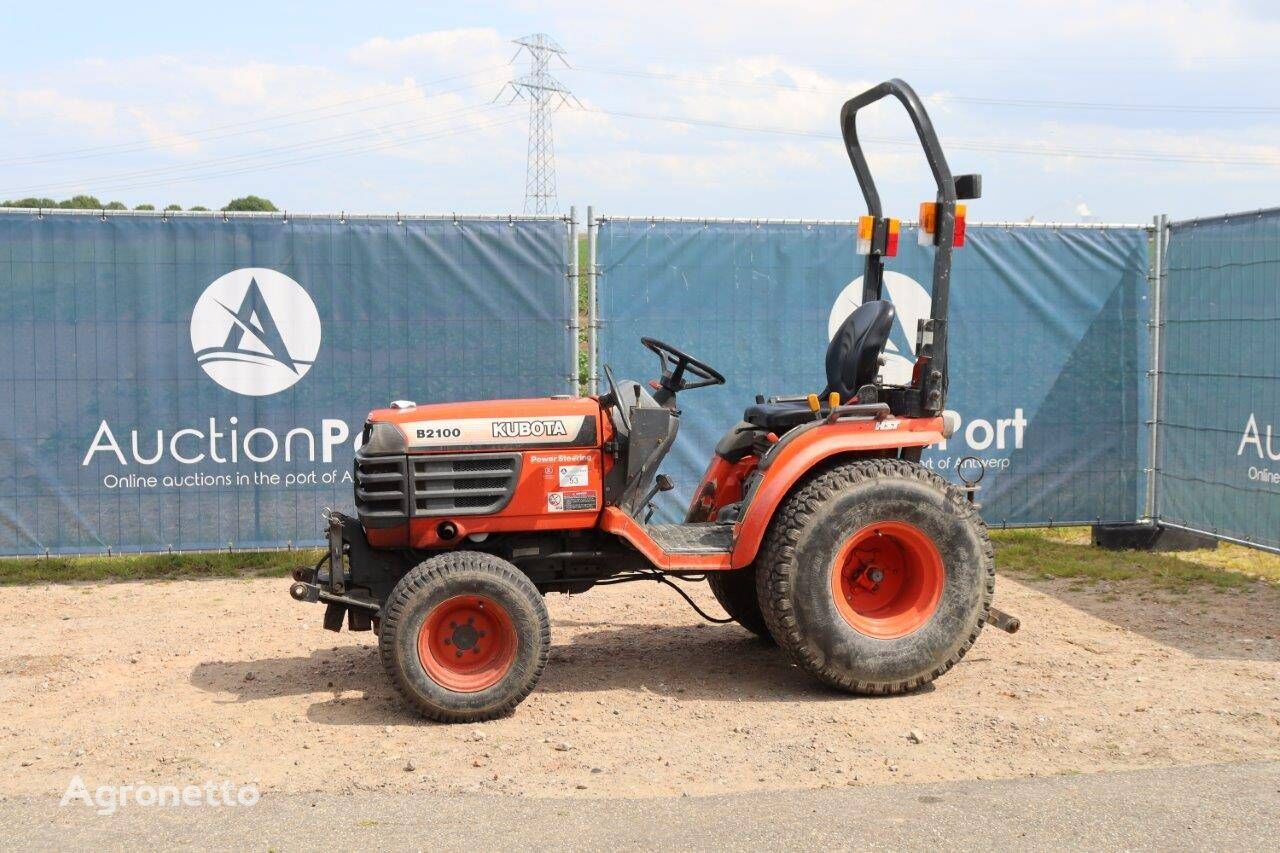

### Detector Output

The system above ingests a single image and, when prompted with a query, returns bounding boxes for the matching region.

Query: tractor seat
[744,299,896,433]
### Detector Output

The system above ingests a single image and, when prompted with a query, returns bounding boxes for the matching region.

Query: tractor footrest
[644,522,733,554]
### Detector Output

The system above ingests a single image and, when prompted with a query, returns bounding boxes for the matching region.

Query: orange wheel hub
[417,595,517,692]
[831,521,944,639]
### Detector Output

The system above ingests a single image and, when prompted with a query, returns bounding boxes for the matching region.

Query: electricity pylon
[501,34,579,214]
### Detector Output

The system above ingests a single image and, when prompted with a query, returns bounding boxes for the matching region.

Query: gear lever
[641,474,676,523]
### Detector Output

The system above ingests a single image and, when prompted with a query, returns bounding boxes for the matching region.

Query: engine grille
[353,456,409,524]
[409,453,521,516]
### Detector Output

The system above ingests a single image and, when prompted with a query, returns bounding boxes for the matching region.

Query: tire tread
[378,551,550,723]
[755,458,995,695]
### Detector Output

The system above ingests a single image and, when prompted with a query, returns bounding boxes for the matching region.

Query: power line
[0,65,511,169]
[0,101,508,197]
[500,34,580,213]
[586,106,1280,167]
[50,114,525,197]
[572,64,1280,116]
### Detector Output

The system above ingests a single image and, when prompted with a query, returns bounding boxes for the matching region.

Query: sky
[2,1,1279,222]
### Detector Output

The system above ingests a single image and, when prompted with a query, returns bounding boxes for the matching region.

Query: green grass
[0,548,324,586]
[992,527,1280,592]
[3,527,1279,591]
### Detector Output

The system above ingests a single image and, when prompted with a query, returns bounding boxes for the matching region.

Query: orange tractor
[290,79,1015,722]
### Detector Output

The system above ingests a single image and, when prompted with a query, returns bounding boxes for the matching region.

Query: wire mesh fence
[0,210,577,555]
[1155,207,1280,552]
[1,203,1277,555]
[593,216,1151,526]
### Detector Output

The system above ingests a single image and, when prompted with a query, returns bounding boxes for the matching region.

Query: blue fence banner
[0,211,573,555]
[596,218,1150,526]
[1158,209,1280,551]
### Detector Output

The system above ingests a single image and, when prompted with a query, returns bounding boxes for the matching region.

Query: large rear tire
[756,459,993,694]
[707,567,773,642]
[379,551,550,723]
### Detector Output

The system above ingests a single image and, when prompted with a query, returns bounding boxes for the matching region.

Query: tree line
[0,194,278,212]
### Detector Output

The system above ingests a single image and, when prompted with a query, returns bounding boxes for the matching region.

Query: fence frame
[0,207,579,557]
[1143,213,1169,521]
[7,205,1278,555]
[1147,205,1280,554]
[592,213,1156,528]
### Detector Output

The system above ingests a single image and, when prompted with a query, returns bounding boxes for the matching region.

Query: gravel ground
[1,574,1277,800]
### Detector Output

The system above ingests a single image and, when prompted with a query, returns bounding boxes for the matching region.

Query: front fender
[729,416,943,567]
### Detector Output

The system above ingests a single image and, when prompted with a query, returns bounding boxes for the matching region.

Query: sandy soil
[1,573,1277,799]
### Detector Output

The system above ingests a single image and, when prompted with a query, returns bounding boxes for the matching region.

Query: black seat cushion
[743,300,896,433]
[824,299,896,400]
[742,399,820,433]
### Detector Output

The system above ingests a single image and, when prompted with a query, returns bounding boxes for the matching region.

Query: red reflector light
[953,204,967,248]
[885,218,900,257]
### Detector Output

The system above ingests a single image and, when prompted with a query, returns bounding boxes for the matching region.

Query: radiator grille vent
[410,453,521,516]
[353,457,408,521]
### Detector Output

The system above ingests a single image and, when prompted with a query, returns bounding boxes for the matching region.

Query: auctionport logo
[828,271,931,386]
[190,268,322,397]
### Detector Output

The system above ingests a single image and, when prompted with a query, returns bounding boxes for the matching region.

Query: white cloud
[0,88,119,137]
[348,28,510,71]
[4,7,1280,219]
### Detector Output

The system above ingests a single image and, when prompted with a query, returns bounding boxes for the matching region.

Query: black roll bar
[840,78,969,414]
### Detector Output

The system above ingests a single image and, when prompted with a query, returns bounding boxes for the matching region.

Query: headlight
[360,420,407,455]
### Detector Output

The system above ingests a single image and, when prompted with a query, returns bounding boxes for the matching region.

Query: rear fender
[686,453,759,523]
[729,416,943,567]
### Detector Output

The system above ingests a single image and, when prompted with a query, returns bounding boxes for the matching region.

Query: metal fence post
[567,206,580,396]
[1144,213,1169,521]
[586,206,599,395]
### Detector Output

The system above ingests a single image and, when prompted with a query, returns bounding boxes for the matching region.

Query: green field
[0,548,324,586]
[2,528,1277,590]
[994,526,1280,590]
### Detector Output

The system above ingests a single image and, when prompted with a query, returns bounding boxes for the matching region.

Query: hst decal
[400,416,592,449]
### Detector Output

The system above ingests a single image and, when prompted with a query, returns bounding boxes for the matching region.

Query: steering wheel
[640,337,726,404]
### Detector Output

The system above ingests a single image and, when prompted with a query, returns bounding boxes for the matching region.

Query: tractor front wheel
[756,459,994,694]
[378,551,550,723]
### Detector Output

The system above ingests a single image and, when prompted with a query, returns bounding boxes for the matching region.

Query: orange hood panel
[369,397,604,453]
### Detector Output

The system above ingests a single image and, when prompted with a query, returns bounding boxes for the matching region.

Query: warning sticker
[546,490,598,512]
[563,492,598,511]
[558,464,589,488]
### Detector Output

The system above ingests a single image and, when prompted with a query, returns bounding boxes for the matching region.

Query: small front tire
[378,551,550,723]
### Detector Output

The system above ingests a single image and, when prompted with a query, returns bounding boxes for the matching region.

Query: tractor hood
[361,397,602,455]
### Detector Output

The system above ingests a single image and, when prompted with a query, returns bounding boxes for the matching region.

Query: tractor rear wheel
[378,551,550,723]
[756,459,993,694]
[707,567,773,642]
